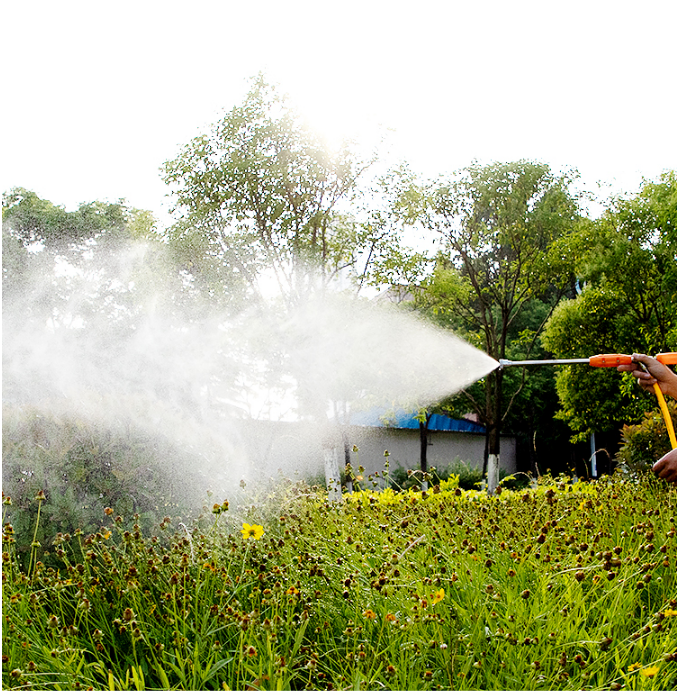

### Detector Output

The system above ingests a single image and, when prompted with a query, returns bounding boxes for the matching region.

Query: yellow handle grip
[653,382,677,448]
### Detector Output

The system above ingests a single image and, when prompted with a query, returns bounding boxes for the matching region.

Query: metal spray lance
[498,352,677,449]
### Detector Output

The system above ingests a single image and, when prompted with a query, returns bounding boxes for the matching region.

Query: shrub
[441,459,485,489]
[2,402,209,567]
[388,459,484,491]
[616,402,677,475]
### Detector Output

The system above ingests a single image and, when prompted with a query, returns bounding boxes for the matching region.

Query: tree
[2,187,162,330]
[1,188,203,411]
[419,160,582,492]
[161,75,375,309]
[542,171,677,442]
[349,162,432,297]
[160,77,438,487]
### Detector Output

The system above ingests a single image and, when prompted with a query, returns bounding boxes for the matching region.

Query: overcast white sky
[2,0,679,224]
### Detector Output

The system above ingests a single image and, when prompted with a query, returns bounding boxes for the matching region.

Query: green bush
[388,459,484,491]
[616,402,677,475]
[441,459,486,490]
[2,402,210,567]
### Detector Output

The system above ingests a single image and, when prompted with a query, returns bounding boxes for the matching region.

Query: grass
[2,471,677,690]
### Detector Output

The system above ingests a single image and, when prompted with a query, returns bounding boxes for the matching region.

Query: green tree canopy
[2,187,161,330]
[161,75,376,309]
[542,171,677,441]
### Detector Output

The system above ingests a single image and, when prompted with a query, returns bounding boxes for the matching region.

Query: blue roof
[348,407,486,434]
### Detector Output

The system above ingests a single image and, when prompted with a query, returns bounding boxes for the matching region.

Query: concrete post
[323,446,342,502]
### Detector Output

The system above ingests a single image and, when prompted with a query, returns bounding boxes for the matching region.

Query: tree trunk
[487,368,503,495]
[419,413,432,491]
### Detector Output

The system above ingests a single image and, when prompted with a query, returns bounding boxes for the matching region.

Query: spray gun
[498,352,677,448]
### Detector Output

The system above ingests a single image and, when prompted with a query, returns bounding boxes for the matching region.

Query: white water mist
[3,242,498,502]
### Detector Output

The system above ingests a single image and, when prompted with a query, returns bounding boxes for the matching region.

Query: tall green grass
[2,472,676,690]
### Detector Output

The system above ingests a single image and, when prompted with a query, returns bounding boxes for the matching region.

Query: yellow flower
[102,530,111,540]
[641,666,659,678]
[362,609,376,619]
[663,609,677,617]
[627,662,641,672]
[432,588,445,605]
[286,586,299,596]
[241,523,264,540]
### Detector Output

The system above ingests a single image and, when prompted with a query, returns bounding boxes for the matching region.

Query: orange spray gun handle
[588,354,633,367]
[655,352,677,366]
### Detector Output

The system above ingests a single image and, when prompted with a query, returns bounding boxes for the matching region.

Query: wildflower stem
[27,499,43,580]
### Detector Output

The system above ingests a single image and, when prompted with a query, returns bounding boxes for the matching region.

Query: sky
[2,0,679,225]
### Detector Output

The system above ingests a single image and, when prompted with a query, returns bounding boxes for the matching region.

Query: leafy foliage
[542,171,677,441]
[162,75,373,307]
[388,460,485,491]
[616,403,677,475]
[2,187,168,332]
[2,403,210,567]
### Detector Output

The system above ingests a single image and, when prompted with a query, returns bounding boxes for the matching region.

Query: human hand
[652,448,677,485]
[616,354,677,400]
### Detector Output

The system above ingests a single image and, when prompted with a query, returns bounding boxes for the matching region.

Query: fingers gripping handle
[643,353,677,449]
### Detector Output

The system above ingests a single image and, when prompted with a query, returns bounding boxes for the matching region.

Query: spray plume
[3,242,497,502]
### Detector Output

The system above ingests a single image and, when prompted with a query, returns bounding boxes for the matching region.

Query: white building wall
[346,425,517,478]
[239,419,516,483]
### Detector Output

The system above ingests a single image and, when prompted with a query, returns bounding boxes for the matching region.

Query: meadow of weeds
[2,470,677,691]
